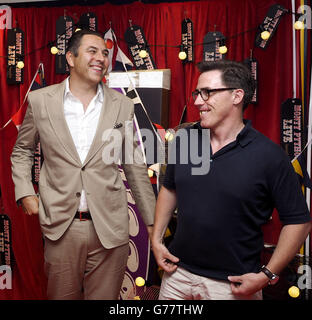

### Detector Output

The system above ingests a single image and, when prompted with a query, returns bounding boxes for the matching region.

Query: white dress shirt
[63,77,104,212]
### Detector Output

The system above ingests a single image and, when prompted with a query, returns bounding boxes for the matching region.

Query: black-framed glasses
[192,87,237,101]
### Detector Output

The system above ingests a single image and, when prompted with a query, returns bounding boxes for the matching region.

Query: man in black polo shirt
[151,60,311,300]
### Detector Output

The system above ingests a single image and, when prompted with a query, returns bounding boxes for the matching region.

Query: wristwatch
[260,265,279,285]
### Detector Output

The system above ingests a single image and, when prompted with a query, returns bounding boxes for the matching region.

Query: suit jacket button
[81,167,85,171]
[76,192,81,197]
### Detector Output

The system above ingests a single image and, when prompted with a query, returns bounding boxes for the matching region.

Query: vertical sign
[244,58,258,104]
[55,16,73,74]
[203,31,224,62]
[124,25,156,70]
[255,4,287,50]
[280,98,304,159]
[181,18,194,63]
[79,12,98,31]
[7,28,24,84]
[0,214,14,267]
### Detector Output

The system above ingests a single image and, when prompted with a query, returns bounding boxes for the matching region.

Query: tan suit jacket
[11,80,155,248]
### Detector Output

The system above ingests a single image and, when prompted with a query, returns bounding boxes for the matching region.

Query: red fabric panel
[0,123,47,299]
[0,0,299,299]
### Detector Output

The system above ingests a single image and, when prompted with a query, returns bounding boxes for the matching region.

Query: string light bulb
[288,286,300,298]
[165,130,174,142]
[218,38,227,54]
[261,30,271,40]
[148,168,154,178]
[139,49,147,58]
[178,51,187,60]
[17,61,24,69]
[135,277,145,287]
[50,46,58,54]
[75,28,82,32]
[219,45,228,54]
[294,20,304,30]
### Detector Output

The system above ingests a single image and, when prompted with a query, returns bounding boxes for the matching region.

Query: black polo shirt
[163,120,310,280]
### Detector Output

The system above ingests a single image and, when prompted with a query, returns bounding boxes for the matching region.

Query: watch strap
[260,265,279,285]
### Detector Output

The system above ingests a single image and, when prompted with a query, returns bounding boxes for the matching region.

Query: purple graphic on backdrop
[112,86,150,300]
[119,167,150,300]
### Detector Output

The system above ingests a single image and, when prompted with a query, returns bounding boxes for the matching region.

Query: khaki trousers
[159,267,263,300]
[44,219,129,300]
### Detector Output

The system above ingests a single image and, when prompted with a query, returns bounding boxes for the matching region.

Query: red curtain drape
[0,0,300,299]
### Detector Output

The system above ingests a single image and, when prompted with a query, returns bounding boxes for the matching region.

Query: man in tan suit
[11,29,155,300]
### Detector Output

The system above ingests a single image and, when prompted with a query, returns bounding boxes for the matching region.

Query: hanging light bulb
[219,45,228,54]
[135,277,145,287]
[261,30,271,40]
[50,46,59,55]
[178,51,187,60]
[294,20,304,30]
[165,129,175,142]
[288,286,300,298]
[139,49,147,58]
[218,38,227,54]
[16,61,24,69]
[178,44,187,60]
[147,168,154,178]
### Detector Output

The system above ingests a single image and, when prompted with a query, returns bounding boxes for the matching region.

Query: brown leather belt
[74,211,92,221]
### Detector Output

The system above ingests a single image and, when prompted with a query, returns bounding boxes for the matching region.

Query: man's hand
[228,272,269,296]
[21,195,39,215]
[152,241,179,273]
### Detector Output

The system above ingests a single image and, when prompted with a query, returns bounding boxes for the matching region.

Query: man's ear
[66,51,74,68]
[232,89,244,106]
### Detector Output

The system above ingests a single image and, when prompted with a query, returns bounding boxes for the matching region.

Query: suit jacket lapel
[83,84,121,166]
[44,80,82,166]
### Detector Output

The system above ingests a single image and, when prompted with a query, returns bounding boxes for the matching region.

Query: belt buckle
[79,211,87,221]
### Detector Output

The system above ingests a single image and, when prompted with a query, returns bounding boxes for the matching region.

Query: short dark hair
[197,60,255,110]
[67,29,104,57]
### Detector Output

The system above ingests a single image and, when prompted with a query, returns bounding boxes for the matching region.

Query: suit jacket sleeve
[11,97,39,202]
[121,101,155,227]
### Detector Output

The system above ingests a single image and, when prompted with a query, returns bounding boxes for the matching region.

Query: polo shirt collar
[193,119,256,148]
[237,119,257,147]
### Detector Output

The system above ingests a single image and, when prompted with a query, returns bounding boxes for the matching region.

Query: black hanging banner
[6,28,24,85]
[78,12,98,31]
[280,98,304,159]
[55,16,74,74]
[124,25,156,70]
[203,31,224,62]
[0,214,14,267]
[181,18,194,63]
[243,58,258,104]
[255,4,287,50]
